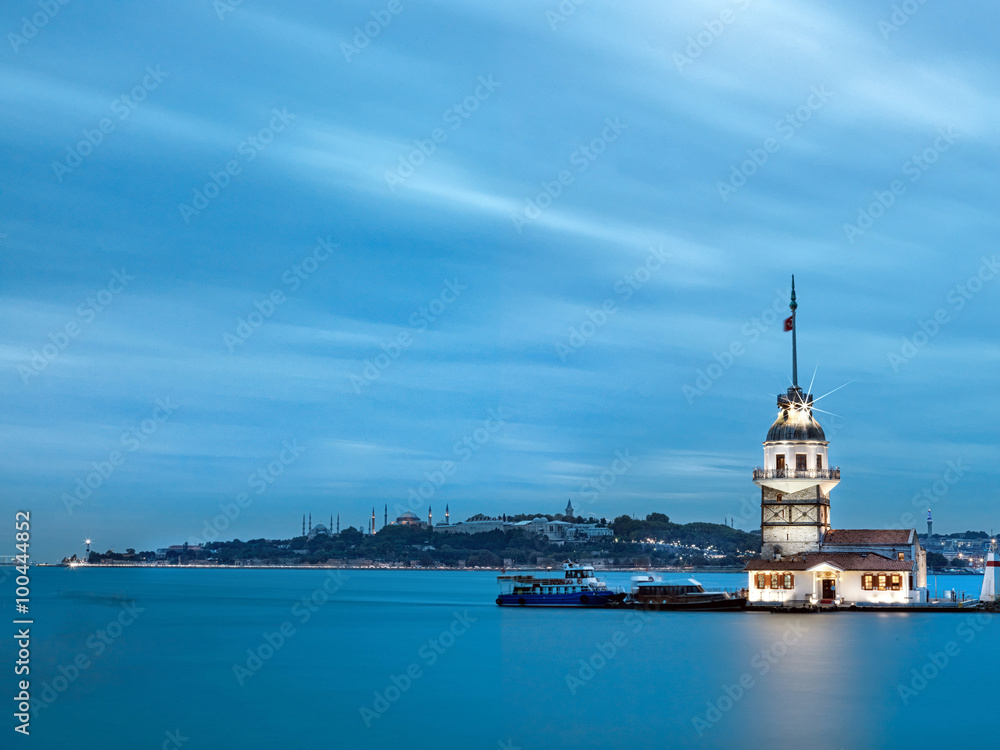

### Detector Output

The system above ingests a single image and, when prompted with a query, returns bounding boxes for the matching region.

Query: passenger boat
[628,576,747,611]
[496,562,625,607]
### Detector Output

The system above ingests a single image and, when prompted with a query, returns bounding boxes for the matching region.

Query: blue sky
[3,0,999,560]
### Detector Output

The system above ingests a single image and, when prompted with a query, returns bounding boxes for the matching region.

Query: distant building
[155,545,203,560]
[573,525,613,541]
[437,518,508,535]
[513,518,574,543]
[303,514,334,540]
[394,511,427,528]
[308,523,331,541]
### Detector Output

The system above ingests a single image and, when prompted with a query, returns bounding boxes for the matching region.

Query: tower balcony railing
[753,468,840,481]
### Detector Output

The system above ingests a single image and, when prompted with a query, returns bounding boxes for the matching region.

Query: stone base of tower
[760,484,830,560]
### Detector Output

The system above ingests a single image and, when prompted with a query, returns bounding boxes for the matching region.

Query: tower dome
[765,393,826,442]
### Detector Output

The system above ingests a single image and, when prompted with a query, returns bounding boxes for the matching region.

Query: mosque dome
[396,511,422,526]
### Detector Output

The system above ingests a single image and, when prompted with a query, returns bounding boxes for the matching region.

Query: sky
[2,0,999,561]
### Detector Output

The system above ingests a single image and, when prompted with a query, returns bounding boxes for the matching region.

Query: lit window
[877,574,887,591]
[890,574,902,591]
[897,552,904,561]
[770,573,781,589]
[776,493,783,503]
[783,574,794,589]
[862,574,874,591]
[756,573,767,589]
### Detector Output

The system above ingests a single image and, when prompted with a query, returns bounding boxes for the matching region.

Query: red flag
[784,315,794,332]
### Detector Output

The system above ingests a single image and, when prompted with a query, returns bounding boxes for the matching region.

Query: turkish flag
[784,315,794,332]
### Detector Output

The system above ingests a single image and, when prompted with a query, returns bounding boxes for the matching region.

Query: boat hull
[497,591,625,608]
[630,596,747,611]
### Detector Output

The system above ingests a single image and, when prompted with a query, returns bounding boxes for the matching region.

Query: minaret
[445,504,450,525]
[371,507,376,535]
[302,514,306,537]
[384,505,388,529]
[309,514,312,533]
[330,515,333,532]
[927,509,933,537]
[753,277,840,559]
[336,513,340,534]
[428,505,433,527]
[980,537,997,602]
[565,499,574,518]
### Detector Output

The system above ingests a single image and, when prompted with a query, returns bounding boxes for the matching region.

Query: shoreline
[37,562,750,573]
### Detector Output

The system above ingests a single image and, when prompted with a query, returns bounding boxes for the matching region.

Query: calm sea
[3,568,996,749]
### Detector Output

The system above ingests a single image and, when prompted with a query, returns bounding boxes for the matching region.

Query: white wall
[748,571,916,604]
[763,442,829,471]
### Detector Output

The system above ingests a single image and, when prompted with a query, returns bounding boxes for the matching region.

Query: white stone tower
[754,277,840,559]
[981,537,997,602]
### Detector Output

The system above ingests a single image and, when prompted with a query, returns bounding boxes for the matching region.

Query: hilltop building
[435,504,612,543]
[302,514,334,541]
[744,278,927,607]
[392,509,431,529]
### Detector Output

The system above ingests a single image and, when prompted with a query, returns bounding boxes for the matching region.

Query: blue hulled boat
[496,562,625,607]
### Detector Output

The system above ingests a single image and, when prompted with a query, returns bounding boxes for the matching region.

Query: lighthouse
[981,537,997,603]
[753,277,840,559]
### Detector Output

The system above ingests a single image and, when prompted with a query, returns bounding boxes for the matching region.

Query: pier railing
[753,468,840,481]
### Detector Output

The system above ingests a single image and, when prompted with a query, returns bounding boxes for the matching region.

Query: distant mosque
[298,505,453,538]
[388,504,450,530]
[302,513,338,540]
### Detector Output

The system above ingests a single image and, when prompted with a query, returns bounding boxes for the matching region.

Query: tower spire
[790,275,798,389]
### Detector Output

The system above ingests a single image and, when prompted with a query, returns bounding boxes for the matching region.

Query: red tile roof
[823,529,913,545]
[744,552,913,572]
